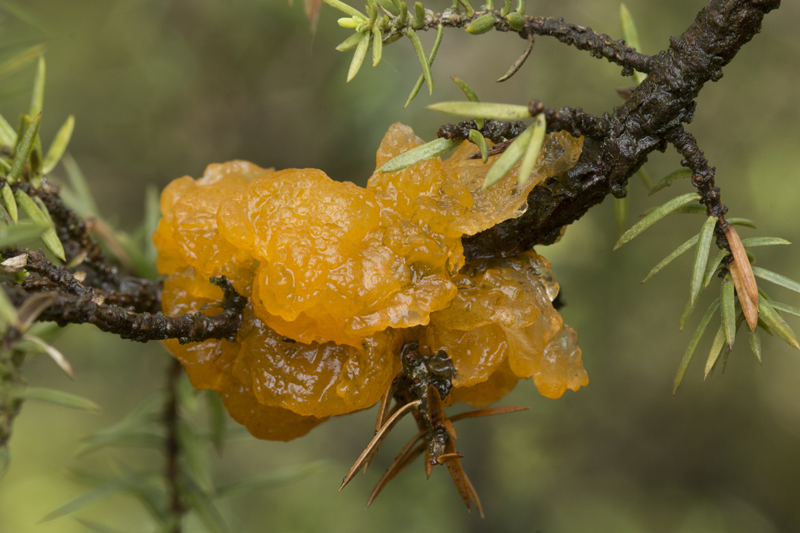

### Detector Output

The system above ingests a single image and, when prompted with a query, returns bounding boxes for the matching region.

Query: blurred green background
[1,0,799,531]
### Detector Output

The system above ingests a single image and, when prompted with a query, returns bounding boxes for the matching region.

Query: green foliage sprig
[377,79,548,189]
[614,190,800,393]
[324,0,532,104]
[41,372,324,532]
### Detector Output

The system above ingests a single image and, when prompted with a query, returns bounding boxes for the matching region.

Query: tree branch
[2,275,245,344]
[3,178,163,313]
[403,10,655,76]
[462,0,780,261]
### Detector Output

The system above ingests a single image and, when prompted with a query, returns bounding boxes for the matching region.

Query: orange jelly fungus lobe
[154,124,587,441]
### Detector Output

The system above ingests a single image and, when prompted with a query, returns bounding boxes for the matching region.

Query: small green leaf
[407,29,433,95]
[214,462,325,500]
[642,234,699,283]
[620,4,641,51]
[0,221,46,248]
[720,276,736,349]
[428,101,531,121]
[42,115,75,175]
[690,216,718,308]
[18,387,100,412]
[674,298,720,394]
[14,189,65,261]
[405,24,443,108]
[703,249,729,289]
[496,32,534,83]
[413,1,425,28]
[648,168,692,195]
[500,0,511,16]
[451,77,483,129]
[2,183,18,222]
[13,113,29,156]
[770,301,800,319]
[180,477,230,533]
[372,27,383,66]
[32,196,53,224]
[322,0,365,18]
[741,237,791,248]
[465,13,495,35]
[8,113,41,184]
[748,326,762,363]
[614,197,628,236]
[752,266,800,296]
[517,113,546,186]
[337,15,360,27]
[29,56,45,118]
[704,325,727,379]
[335,32,366,51]
[515,0,524,15]
[505,11,525,31]
[614,192,701,250]
[726,217,757,229]
[0,113,17,147]
[468,129,488,163]
[672,204,707,215]
[21,334,73,377]
[206,391,226,456]
[346,32,370,82]
[366,2,378,26]
[377,137,459,173]
[397,0,408,25]
[758,296,800,350]
[481,126,533,189]
[620,4,646,85]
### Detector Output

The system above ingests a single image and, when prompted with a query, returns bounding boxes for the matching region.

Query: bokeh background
[1,0,799,531]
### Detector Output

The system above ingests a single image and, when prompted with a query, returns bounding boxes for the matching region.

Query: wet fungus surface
[153,123,587,442]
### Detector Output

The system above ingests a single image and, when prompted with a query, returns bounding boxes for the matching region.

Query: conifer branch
[462,0,780,260]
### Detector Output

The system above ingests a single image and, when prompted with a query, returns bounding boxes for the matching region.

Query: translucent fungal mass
[154,124,587,441]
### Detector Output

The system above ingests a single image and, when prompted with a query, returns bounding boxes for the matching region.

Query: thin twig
[164,358,184,533]
[496,33,534,83]
[2,275,245,344]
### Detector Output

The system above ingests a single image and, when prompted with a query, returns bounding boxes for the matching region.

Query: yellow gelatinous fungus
[154,124,586,442]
